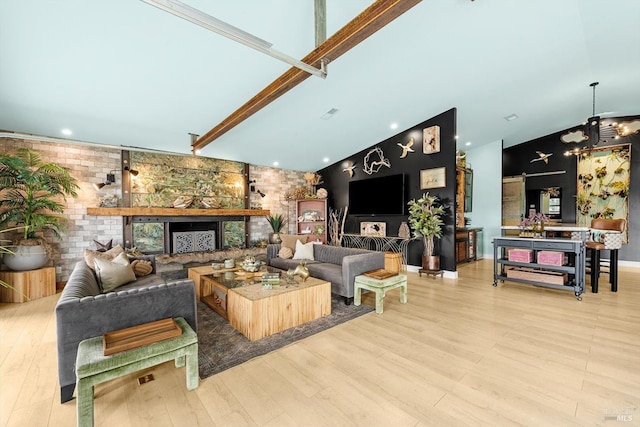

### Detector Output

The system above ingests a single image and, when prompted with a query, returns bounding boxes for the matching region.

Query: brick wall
[0,137,123,283]
[1,136,311,282]
[248,165,308,242]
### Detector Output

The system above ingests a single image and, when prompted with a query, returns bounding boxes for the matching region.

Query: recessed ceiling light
[61,128,72,136]
[194,149,201,155]
[465,141,472,146]
[322,157,329,163]
[273,161,279,166]
[454,135,459,139]
[504,114,519,122]
[390,123,398,130]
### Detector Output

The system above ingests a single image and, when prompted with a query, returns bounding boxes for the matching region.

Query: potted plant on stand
[407,192,445,271]
[265,213,288,244]
[0,148,79,271]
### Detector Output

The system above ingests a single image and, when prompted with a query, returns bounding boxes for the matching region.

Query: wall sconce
[94,171,116,190]
[248,180,266,198]
[124,166,139,176]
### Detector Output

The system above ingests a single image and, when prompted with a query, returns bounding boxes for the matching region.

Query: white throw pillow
[94,253,136,293]
[292,240,314,260]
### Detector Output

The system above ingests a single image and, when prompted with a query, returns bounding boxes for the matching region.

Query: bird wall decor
[343,163,357,178]
[397,137,415,158]
[530,151,553,164]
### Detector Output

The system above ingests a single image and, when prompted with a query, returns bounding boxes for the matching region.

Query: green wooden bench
[354,274,407,314]
[75,317,198,427]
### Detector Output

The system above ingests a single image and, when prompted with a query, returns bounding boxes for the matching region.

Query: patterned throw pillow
[278,247,293,259]
[84,245,124,270]
[131,259,153,277]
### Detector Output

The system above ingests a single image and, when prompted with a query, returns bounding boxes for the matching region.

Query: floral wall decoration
[576,144,631,243]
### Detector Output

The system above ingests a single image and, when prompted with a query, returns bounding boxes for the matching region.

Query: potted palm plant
[265,213,288,244]
[0,148,79,271]
[407,192,445,271]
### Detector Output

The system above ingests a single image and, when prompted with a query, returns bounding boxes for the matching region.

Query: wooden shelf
[87,207,269,217]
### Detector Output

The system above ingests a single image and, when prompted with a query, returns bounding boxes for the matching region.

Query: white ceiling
[1,0,639,172]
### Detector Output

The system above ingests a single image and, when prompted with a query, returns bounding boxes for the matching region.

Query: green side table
[354,274,408,314]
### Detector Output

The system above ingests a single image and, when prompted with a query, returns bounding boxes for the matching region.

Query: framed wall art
[420,167,446,189]
[576,144,630,243]
[423,125,440,154]
[360,222,386,237]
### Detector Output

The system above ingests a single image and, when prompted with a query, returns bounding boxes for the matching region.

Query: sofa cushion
[280,234,308,254]
[269,257,318,271]
[313,244,372,265]
[293,240,314,260]
[114,273,166,291]
[94,253,137,292]
[84,244,124,270]
[306,263,342,286]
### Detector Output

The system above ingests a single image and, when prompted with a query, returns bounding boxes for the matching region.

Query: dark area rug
[197,295,374,379]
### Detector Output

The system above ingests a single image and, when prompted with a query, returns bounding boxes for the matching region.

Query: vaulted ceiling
[1,0,639,171]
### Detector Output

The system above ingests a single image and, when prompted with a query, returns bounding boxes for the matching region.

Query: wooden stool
[354,274,407,314]
[75,317,198,427]
[586,218,626,293]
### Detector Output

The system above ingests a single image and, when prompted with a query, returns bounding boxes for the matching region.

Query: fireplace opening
[131,216,246,254]
[169,222,219,254]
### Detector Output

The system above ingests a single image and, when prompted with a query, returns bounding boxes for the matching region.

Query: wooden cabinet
[456,167,473,227]
[296,199,327,243]
[456,228,482,264]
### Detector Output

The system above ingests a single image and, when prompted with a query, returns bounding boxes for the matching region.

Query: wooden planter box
[506,267,567,285]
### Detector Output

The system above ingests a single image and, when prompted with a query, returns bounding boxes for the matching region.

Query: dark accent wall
[318,108,458,271]
[503,115,639,262]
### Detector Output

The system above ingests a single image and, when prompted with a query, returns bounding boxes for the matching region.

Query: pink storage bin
[537,250,565,266]
[508,249,534,263]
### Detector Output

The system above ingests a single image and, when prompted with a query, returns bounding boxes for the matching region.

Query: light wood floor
[1,260,639,427]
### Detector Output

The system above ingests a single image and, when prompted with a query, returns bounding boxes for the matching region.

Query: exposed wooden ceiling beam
[192,0,422,152]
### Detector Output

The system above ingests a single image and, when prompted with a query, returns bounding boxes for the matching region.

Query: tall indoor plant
[265,213,288,244]
[0,148,79,271]
[407,192,445,271]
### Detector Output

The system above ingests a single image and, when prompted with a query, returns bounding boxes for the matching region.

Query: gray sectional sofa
[266,244,384,304]
[55,256,197,403]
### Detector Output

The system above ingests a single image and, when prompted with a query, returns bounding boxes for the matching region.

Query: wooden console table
[341,234,417,270]
[0,267,56,303]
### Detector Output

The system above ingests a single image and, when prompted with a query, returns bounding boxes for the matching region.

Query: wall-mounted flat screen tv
[348,174,406,215]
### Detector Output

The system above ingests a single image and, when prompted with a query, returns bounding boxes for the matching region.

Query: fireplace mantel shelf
[86,207,270,217]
